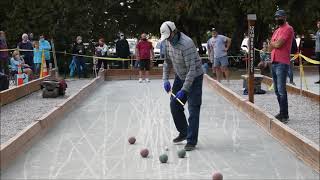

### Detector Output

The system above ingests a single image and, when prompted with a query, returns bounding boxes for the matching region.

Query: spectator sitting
[10,50,32,77]
[258,41,271,76]
[33,41,42,76]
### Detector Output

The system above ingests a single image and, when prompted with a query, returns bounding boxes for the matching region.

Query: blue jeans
[202,63,209,74]
[33,63,41,75]
[287,61,294,83]
[272,63,289,116]
[73,56,85,78]
[170,74,203,145]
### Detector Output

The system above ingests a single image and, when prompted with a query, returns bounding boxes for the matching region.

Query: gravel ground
[221,80,320,145]
[0,79,92,144]
[292,71,320,95]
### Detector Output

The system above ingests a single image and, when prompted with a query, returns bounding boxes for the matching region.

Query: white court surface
[1,80,318,179]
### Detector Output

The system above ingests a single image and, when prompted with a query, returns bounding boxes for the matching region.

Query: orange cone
[16,64,24,85]
[40,50,48,78]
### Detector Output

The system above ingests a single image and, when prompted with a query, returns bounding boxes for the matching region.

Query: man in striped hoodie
[160,21,204,151]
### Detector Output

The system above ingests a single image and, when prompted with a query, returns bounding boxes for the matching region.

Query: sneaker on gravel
[138,78,143,83]
[145,78,150,83]
[275,113,289,124]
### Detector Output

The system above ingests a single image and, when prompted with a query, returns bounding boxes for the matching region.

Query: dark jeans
[272,63,289,116]
[287,61,294,83]
[0,58,9,75]
[170,74,203,145]
[74,56,85,78]
[97,59,106,70]
[317,52,320,78]
[34,63,41,75]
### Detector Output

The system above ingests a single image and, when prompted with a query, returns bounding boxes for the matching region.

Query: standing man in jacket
[0,31,9,75]
[17,33,34,70]
[72,36,86,78]
[160,21,203,151]
[116,33,130,69]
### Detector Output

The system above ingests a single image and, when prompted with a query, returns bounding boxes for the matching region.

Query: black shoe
[275,113,289,124]
[173,135,187,143]
[184,144,196,151]
[315,80,320,84]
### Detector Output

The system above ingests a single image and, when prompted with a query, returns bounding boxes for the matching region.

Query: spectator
[95,38,108,70]
[287,35,298,85]
[39,34,51,68]
[136,33,154,83]
[0,31,9,75]
[72,36,86,78]
[28,33,34,44]
[33,41,42,76]
[258,41,272,76]
[10,50,32,76]
[17,33,34,70]
[315,20,320,84]
[116,33,130,69]
[207,34,214,75]
[268,10,294,124]
[207,28,232,82]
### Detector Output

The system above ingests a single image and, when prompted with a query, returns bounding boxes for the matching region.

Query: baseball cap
[275,10,286,17]
[160,21,176,41]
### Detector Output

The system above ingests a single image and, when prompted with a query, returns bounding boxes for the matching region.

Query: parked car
[127,38,137,56]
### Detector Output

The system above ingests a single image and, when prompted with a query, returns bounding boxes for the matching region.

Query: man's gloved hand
[175,90,187,104]
[164,81,171,93]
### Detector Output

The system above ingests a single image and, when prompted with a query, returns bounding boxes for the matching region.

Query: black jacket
[116,39,130,58]
[72,42,86,55]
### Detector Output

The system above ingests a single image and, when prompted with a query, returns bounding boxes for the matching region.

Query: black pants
[97,59,106,70]
[0,58,9,75]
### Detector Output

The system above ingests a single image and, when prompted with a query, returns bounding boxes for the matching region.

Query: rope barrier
[1,47,319,64]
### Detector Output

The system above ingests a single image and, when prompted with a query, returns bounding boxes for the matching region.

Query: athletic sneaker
[184,144,196,151]
[275,113,289,124]
[145,78,150,83]
[290,81,296,86]
[173,135,187,143]
[315,80,320,84]
[138,78,143,83]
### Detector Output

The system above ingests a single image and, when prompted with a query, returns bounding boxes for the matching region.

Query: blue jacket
[10,57,22,71]
[33,48,42,64]
[39,40,51,61]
